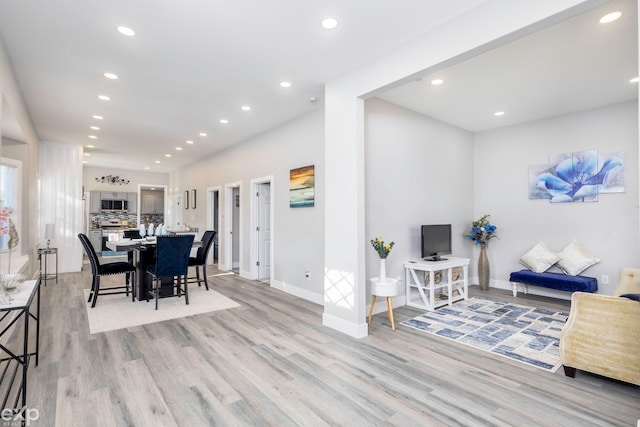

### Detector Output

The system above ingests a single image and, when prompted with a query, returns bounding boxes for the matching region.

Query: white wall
[83,166,169,192]
[173,110,325,300]
[365,98,474,291]
[474,101,639,295]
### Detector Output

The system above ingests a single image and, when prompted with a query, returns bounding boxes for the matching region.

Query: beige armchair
[560,268,640,385]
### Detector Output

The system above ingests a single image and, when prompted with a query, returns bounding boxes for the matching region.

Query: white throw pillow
[519,242,560,273]
[557,240,600,276]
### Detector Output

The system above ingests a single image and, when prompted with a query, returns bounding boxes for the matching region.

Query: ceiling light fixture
[90,126,100,130]
[85,144,95,148]
[494,111,505,116]
[199,132,207,136]
[176,147,183,151]
[241,105,251,111]
[219,119,229,124]
[599,11,622,24]
[165,154,172,157]
[103,72,118,80]
[144,167,150,170]
[83,161,88,164]
[154,160,160,164]
[98,95,110,101]
[630,77,639,83]
[430,79,444,85]
[186,140,194,144]
[92,115,103,120]
[84,153,91,157]
[116,25,135,36]
[88,135,97,139]
[280,81,292,88]
[321,17,338,29]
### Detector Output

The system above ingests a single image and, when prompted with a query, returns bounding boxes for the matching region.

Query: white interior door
[257,183,271,280]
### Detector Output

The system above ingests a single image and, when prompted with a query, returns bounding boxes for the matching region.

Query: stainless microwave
[101,199,128,211]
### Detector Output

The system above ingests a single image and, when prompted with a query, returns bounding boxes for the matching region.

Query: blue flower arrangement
[467,215,498,247]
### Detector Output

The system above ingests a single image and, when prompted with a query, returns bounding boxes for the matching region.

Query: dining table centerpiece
[467,214,497,291]
[370,236,395,283]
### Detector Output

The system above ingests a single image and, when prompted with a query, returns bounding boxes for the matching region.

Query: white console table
[404,257,470,311]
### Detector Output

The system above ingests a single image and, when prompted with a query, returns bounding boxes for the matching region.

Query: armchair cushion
[560,291,640,385]
[619,293,640,301]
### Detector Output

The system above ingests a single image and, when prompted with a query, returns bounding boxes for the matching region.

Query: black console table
[0,279,41,422]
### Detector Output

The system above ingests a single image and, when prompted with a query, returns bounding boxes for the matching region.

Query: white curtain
[39,141,83,273]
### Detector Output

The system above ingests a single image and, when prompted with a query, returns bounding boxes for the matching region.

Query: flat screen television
[421,224,452,261]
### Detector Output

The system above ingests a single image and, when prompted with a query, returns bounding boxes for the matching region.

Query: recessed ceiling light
[219,119,229,124]
[241,105,251,111]
[599,11,622,24]
[176,147,183,151]
[199,132,207,137]
[430,79,444,85]
[103,72,118,80]
[164,154,172,158]
[280,81,292,88]
[88,135,98,139]
[116,25,135,36]
[154,160,160,164]
[630,77,639,83]
[85,144,95,148]
[186,140,194,144]
[83,161,88,164]
[321,17,338,29]
[494,111,505,116]
[92,115,103,120]
[98,95,110,101]
[84,153,91,156]
[144,167,150,170]
[90,126,100,130]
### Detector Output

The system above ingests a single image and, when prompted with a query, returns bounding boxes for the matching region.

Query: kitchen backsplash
[140,213,165,227]
[89,212,138,229]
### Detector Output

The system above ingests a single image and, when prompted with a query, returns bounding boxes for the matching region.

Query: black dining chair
[146,234,195,310]
[78,233,136,308]
[188,230,217,290]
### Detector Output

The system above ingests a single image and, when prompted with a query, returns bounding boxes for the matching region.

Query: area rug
[85,282,240,334]
[400,296,569,372]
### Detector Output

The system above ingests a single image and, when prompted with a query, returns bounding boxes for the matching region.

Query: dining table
[106,237,202,301]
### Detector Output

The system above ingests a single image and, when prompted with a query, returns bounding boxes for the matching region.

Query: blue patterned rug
[400,296,569,372]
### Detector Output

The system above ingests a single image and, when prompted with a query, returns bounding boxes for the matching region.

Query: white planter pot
[369,277,400,297]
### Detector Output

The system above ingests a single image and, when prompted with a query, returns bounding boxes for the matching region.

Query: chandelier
[95,175,130,185]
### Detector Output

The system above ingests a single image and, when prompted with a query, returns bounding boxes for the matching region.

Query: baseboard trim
[322,312,368,338]
[270,279,323,305]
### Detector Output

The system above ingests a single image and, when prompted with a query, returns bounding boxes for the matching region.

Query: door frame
[250,175,274,281]
[206,185,221,267]
[223,181,242,272]
[137,183,168,226]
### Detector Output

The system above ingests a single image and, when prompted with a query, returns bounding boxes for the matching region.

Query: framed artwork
[184,191,189,209]
[290,165,315,208]
[191,189,197,209]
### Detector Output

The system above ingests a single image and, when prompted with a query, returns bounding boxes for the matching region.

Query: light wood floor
[14,264,640,426]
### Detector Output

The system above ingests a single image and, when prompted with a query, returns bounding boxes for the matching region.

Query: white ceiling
[378,0,638,132]
[0,1,636,172]
[0,0,487,172]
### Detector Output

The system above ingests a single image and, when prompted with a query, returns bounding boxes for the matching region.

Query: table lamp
[45,223,55,249]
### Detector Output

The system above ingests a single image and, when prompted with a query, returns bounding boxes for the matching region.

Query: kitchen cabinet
[141,190,164,214]
[89,191,101,213]
[101,191,128,200]
[127,192,138,214]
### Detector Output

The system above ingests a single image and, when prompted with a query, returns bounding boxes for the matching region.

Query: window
[0,157,21,252]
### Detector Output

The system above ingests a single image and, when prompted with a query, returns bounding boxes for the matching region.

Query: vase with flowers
[0,206,18,274]
[370,236,394,283]
[467,214,498,291]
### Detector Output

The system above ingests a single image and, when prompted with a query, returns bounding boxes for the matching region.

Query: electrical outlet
[601,275,609,285]
[305,271,311,280]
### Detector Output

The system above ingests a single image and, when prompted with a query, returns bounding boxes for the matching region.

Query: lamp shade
[45,223,55,240]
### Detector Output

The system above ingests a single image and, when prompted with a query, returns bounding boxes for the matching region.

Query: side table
[368,277,401,331]
[38,247,58,285]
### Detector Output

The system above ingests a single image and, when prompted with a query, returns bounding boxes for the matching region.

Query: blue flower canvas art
[529,150,624,203]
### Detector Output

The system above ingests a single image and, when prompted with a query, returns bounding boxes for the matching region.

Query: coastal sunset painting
[290,165,315,208]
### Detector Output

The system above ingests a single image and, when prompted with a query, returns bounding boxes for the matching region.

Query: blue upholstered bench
[509,269,598,297]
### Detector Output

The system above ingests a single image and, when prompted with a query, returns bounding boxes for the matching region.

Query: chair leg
[196,267,201,287]
[155,277,159,310]
[91,276,100,308]
[88,276,96,302]
[125,272,130,296]
[131,271,136,302]
[184,275,189,305]
[202,265,209,290]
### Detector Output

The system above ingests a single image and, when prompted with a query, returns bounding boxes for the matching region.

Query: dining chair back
[146,234,195,310]
[78,233,136,307]
[188,230,217,290]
